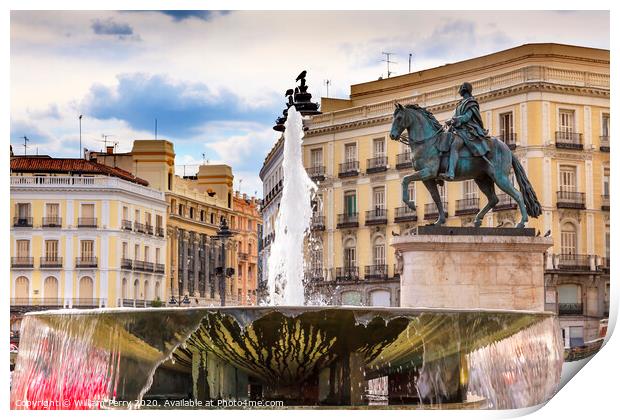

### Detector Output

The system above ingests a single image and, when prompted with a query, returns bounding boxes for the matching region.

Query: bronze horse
[389,103,541,228]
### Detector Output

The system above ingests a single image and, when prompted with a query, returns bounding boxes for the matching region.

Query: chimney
[106,146,114,154]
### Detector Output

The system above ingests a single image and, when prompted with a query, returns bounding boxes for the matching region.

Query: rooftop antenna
[409,53,413,73]
[381,52,396,78]
[202,152,206,165]
[101,134,116,151]
[22,136,29,156]
[324,79,331,97]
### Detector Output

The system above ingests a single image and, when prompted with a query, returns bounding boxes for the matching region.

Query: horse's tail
[512,154,542,218]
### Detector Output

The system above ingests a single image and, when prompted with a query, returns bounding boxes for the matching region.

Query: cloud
[28,103,62,120]
[91,18,140,41]
[80,73,279,138]
[155,11,230,21]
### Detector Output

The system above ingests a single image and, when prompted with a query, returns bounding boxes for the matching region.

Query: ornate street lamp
[214,217,235,306]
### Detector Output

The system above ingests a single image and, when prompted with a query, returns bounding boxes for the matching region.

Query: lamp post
[214,217,234,306]
[79,115,83,158]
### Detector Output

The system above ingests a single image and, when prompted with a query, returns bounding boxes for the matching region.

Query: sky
[10,10,609,197]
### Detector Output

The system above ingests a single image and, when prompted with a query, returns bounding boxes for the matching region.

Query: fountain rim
[22,305,557,317]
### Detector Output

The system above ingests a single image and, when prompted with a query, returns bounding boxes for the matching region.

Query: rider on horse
[440,82,493,180]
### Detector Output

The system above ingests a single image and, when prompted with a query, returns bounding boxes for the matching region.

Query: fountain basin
[10,306,563,409]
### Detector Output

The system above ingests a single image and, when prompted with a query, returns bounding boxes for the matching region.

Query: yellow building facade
[10,157,168,331]
[303,44,609,344]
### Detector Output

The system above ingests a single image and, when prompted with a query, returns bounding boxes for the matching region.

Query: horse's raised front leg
[402,168,433,210]
[422,179,446,225]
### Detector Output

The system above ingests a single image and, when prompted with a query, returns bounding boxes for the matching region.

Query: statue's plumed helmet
[459,82,473,95]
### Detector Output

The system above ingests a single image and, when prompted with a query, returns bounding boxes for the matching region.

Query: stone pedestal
[392,227,553,311]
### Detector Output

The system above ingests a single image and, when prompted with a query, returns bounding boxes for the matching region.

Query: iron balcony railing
[601,194,610,211]
[335,266,359,282]
[364,264,388,280]
[556,191,586,209]
[307,166,326,181]
[424,201,448,220]
[42,217,62,227]
[396,152,412,169]
[336,212,359,228]
[11,257,34,268]
[598,257,610,272]
[494,193,518,211]
[13,217,33,227]
[155,263,165,274]
[311,214,325,231]
[144,262,154,272]
[558,302,583,316]
[78,217,98,228]
[498,132,517,149]
[72,299,100,308]
[121,258,133,270]
[76,256,98,268]
[394,205,417,222]
[455,197,480,216]
[365,208,388,225]
[146,224,154,235]
[134,222,146,233]
[121,219,133,230]
[338,161,359,177]
[555,131,583,149]
[599,136,609,151]
[40,256,63,268]
[133,260,146,271]
[156,226,165,237]
[556,254,592,271]
[10,298,31,306]
[366,156,388,173]
[10,298,63,307]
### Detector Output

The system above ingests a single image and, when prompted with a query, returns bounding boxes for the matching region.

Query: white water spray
[267,108,316,305]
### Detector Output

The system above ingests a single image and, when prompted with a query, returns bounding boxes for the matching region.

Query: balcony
[40,257,63,268]
[600,136,609,152]
[311,214,325,231]
[493,193,518,211]
[335,266,359,282]
[13,217,32,227]
[598,257,610,272]
[121,258,133,270]
[121,219,133,230]
[155,263,165,274]
[156,226,165,237]
[601,194,610,211]
[555,131,583,149]
[307,166,326,182]
[144,262,154,272]
[42,217,62,227]
[239,252,249,261]
[336,213,359,228]
[364,264,388,280]
[338,161,359,178]
[556,191,585,209]
[133,260,146,271]
[365,208,388,226]
[455,197,480,216]
[498,132,517,150]
[424,201,448,220]
[78,218,98,228]
[72,299,100,308]
[396,152,412,170]
[134,222,146,233]
[558,303,583,316]
[366,156,388,174]
[555,254,592,271]
[146,224,154,235]
[394,206,417,222]
[10,298,64,308]
[76,256,98,268]
[11,257,34,268]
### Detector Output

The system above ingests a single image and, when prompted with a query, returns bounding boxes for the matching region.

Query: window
[438,183,447,202]
[373,138,385,157]
[178,204,184,217]
[46,203,59,218]
[156,214,163,229]
[168,172,173,190]
[79,277,94,301]
[122,278,128,299]
[342,291,362,306]
[463,180,478,199]
[311,148,323,167]
[144,246,150,262]
[145,212,152,226]
[200,210,205,222]
[155,248,161,264]
[605,230,610,261]
[603,168,610,197]
[373,237,385,266]
[81,240,94,258]
[81,203,95,219]
[602,113,610,137]
[559,165,577,192]
[134,209,140,223]
[45,240,58,260]
[344,191,357,215]
[15,277,29,300]
[373,187,385,210]
[16,240,30,258]
[344,238,356,268]
[189,207,194,219]
[370,290,391,307]
[407,183,416,204]
[16,203,31,218]
[134,244,140,260]
[499,112,513,138]
[44,277,59,301]
[344,143,356,162]
[210,213,215,224]
[122,242,128,259]
[248,243,252,255]
[561,223,577,255]
[559,109,575,134]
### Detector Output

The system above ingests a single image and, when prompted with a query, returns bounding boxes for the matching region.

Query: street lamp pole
[215,217,234,307]
[79,115,83,158]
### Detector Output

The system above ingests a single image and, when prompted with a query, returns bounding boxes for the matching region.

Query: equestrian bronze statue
[389,83,541,228]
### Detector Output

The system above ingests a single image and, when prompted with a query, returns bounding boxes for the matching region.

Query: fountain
[10,72,565,410]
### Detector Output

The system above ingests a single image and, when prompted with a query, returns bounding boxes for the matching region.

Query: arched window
[155,281,161,300]
[561,222,577,255]
[79,276,93,302]
[343,238,356,268]
[373,236,386,267]
[44,276,59,303]
[133,280,140,300]
[341,291,362,306]
[558,284,582,318]
[144,280,150,301]
[122,278,128,300]
[370,290,391,307]
[15,276,29,301]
